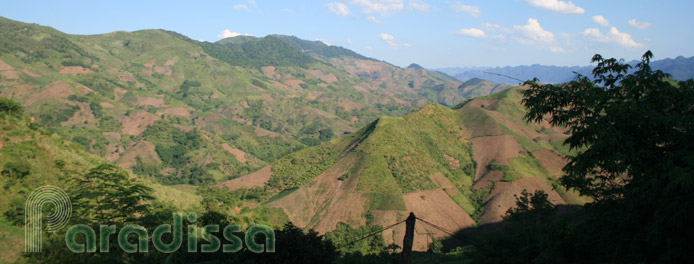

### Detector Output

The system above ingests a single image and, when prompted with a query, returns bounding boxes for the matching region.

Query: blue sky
[2,0,693,68]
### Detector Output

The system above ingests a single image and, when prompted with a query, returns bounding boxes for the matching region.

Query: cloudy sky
[2,0,692,68]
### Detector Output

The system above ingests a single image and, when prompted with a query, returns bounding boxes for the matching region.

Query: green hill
[0,16,475,189]
[457,78,512,98]
[219,86,588,251]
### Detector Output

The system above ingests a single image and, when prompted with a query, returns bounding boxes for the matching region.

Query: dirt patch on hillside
[113,87,128,100]
[118,110,160,135]
[532,148,567,176]
[307,69,338,83]
[99,102,115,108]
[479,177,565,224]
[429,173,455,189]
[217,165,273,191]
[137,96,166,107]
[261,66,280,79]
[267,154,367,233]
[470,135,522,181]
[160,107,190,117]
[374,189,476,251]
[59,66,92,74]
[270,80,289,91]
[140,68,153,76]
[118,75,137,83]
[335,98,362,112]
[153,66,172,75]
[306,91,322,100]
[21,69,40,77]
[0,59,13,70]
[22,81,72,106]
[403,189,475,235]
[260,93,274,102]
[164,59,176,67]
[254,127,279,137]
[0,71,19,79]
[60,102,97,126]
[144,59,157,68]
[283,79,305,89]
[221,143,247,164]
[444,154,461,170]
[117,140,161,168]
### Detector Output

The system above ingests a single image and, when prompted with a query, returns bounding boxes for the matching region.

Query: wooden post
[402,212,416,264]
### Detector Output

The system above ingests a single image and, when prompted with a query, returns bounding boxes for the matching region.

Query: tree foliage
[515,51,694,262]
[73,164,154,224]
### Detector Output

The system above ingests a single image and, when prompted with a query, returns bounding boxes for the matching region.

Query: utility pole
[402,212,416,264]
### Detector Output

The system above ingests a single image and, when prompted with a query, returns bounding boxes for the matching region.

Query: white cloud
[483,22,501,31]
[454,28,487,38]
[348,0,404,16]
[346,39,353,45]
[365,45,373,50]
[592,15,610,27]
[582,26,644,48]
[524,0,584,14]
[234,4,248,10]
[450,2,481,18]
[327,2,352,16]
[407,0,430,12]
[217,29,251,39]
[366,16,381,23]
[628,19,652,29]
[512,18,566,52]
[247,0,256,5]
[379,33,397,46]
[379,33,408,48]
[514,18,555,44]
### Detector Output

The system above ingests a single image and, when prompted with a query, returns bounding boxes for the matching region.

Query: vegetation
[472,51,694,263]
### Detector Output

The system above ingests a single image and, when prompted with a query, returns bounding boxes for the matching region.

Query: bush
[0,97,23,116]
[1,160,31,179]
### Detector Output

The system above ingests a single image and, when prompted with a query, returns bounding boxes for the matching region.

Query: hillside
[0,99,209,263]
[221,87,588,250]
[0,16,473,187]
[457,78,512,98]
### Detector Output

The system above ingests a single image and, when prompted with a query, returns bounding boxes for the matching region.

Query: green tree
[0,97,23,116]
[73,164,154,224]
[521,51,694,262]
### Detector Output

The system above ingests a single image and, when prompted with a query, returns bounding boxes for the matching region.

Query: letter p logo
[25,185,72,252]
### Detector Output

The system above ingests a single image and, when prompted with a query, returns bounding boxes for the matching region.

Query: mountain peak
[407,63,424,70]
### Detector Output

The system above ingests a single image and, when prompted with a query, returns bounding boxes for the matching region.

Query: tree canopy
[517,51,694,262]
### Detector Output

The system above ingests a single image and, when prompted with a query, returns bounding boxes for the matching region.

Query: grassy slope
[265,103,477,214]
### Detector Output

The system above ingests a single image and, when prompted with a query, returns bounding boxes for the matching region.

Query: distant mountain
[436,56,694,84]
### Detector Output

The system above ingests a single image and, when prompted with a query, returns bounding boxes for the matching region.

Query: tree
[0,97,23,116]
[73,164,154,224]
[521,51,694,262]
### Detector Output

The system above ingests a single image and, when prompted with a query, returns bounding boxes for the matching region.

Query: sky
[2,0,693,68]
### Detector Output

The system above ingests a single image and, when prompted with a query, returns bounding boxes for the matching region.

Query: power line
[337,219,407,246]
[482,71,524,84]
[415,217,475,245]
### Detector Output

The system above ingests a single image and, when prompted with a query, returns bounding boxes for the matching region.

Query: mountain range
[2,15,687,262]
[437,56,694,84]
